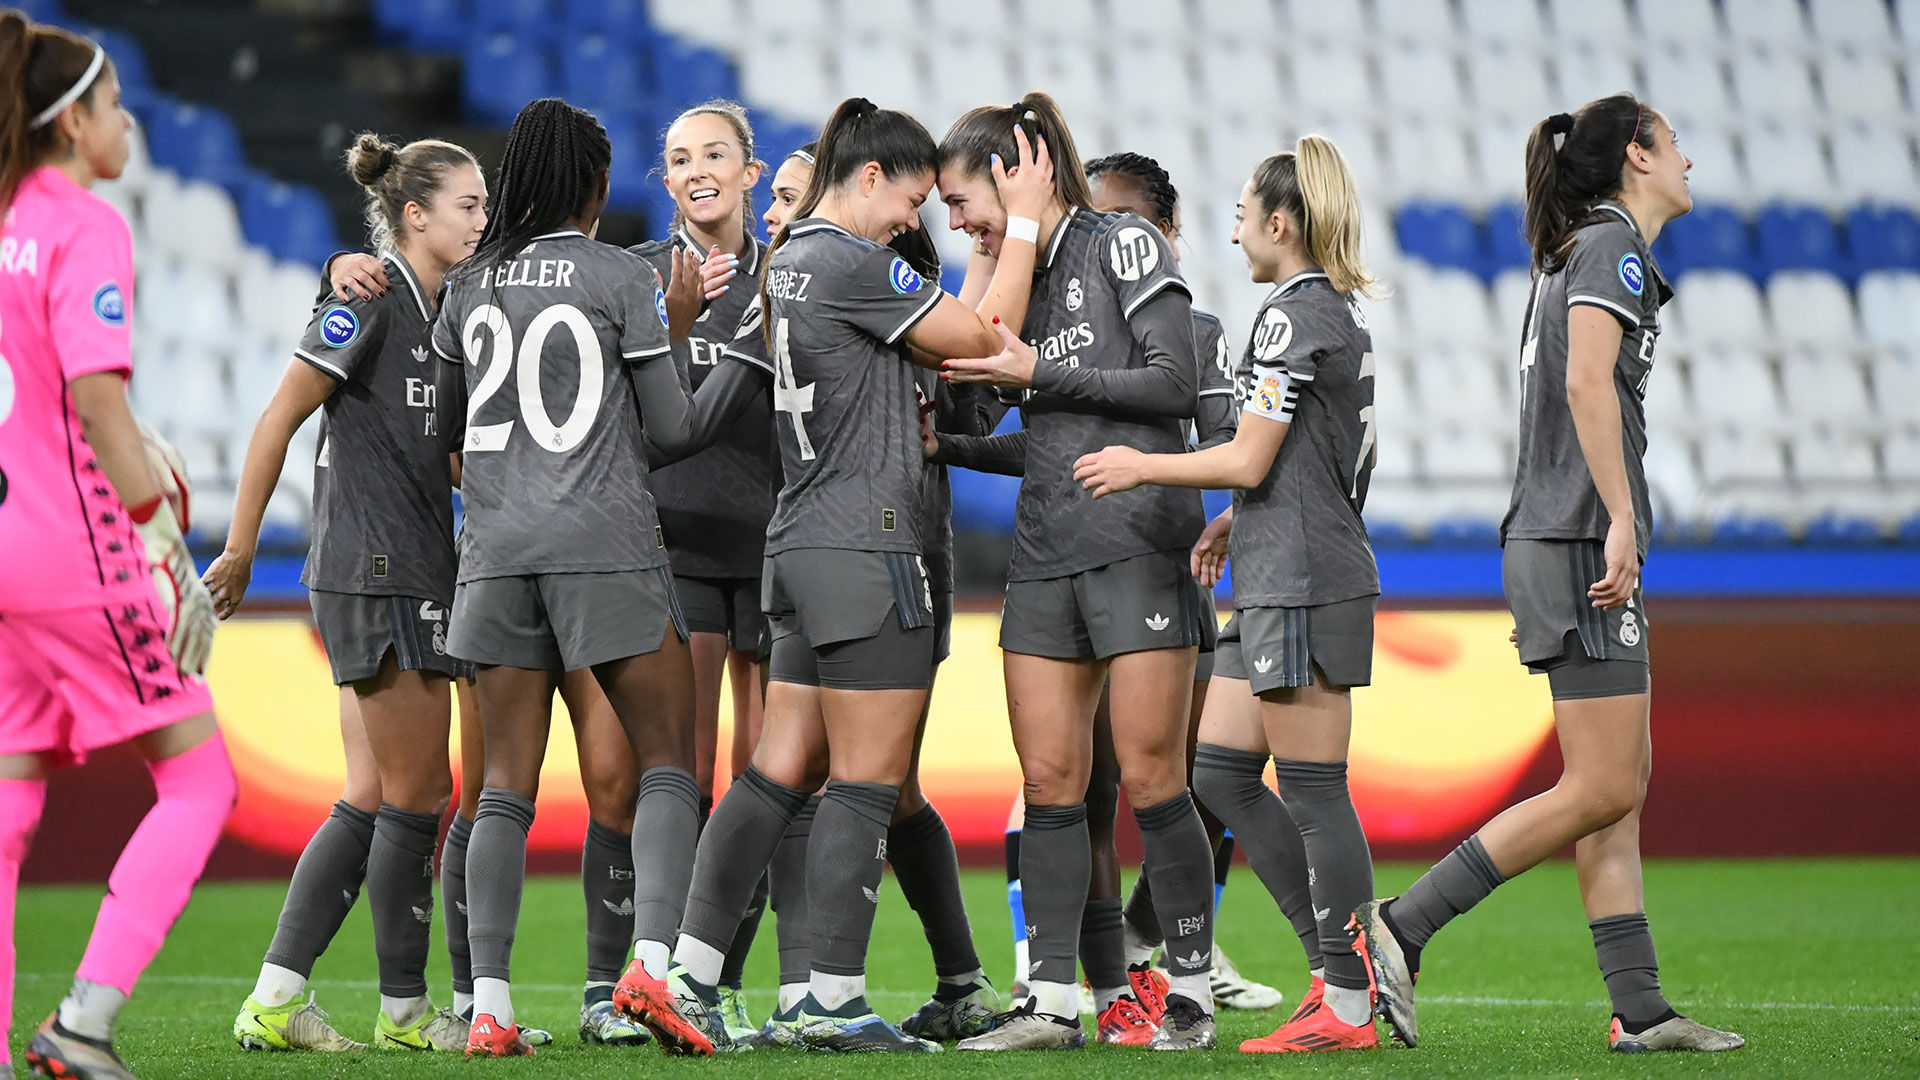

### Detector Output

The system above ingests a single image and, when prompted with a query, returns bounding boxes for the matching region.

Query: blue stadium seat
[1394,202,1484,277]
[1426,517,1500,545]
[1802,514,1883,544]
[563,0,653,42]
[142,101,247,188]
[1483,202,1529,274]
[463,33,554,126]
[1654,202,1751,280]
[240,178,340,268]
[473,0,558,42]
[949,470,1021,533]
[1846,205,1920,274]
[599,113,659,215]
[82,27,151,93]
[1898,513,1920,544]
[648,38,739,114]
[390,0,466,52]
[17,0,63,22]
[561,34,650,120]
[1709,516,1794,544]
[1755,203,1846,280]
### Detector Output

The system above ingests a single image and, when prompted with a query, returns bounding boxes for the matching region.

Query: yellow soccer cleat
[233,994,367,1052]
[374,1003,467,1051]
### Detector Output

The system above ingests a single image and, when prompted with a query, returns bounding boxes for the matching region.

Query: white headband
[28,46,106,131]
[789,149,815,165]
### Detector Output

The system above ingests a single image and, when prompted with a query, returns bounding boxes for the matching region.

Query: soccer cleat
[233,994,367,1052]
[374,1004,467,1051]
[956,999,1085,1051]
[796,995,939,1053]
[610,959,719,1055]
[736,999,806,1050]
[717,985,757,1044]
[1148,994,1217,1051]
[1351,899,1418,1048]
[1210,949,1285,1011]
[899,979,1002,1041]
[1280,976,1327,1026]
[1609,1014,1745,1053]
[25,1014,138,1080]
[1127,961,1170,1024]
[579,999,651,1046]
[463,1013,534,1057]
[1095,995,1157,1046]
[1239,993,1378,1053]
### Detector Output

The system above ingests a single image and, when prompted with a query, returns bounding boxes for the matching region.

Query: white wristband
[1005,216,1040,244]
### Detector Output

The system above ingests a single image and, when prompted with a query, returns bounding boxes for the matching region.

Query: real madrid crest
[1066,277,1084,311]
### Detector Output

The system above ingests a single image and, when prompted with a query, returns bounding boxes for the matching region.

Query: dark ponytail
[461,97,611,281]
[938,90,1094,213]
[1,9,109,215]
[1085,151,1180,232]
[1524,93,1659,273]
[762,96,937,348]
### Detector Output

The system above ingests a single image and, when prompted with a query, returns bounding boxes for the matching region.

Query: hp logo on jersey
[1252,306,1294,360]
[888,256,922,295]
[320,305,359,348]
[1618,252,1645,296]
[91,282,125,326]
[1109,227,1159,281]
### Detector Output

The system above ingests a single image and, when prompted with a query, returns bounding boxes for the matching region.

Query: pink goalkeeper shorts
[0,600,214,766]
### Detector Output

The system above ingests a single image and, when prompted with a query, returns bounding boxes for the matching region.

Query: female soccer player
[937,96,1219,1052]
[1077,133,1385,1054]
[627,96,1051,1054]
[209,131,483,1054]
[431,97,703,1058]
[1349,95,1743,1055]
[0,15,233,1077]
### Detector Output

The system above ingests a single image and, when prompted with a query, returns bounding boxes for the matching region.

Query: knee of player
[580,770,639,825]
[1021,758,1090,806]
[1569,778,1638,832]
[1116,751,1189,809]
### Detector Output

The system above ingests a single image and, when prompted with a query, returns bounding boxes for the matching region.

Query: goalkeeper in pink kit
[0,11,233,1079]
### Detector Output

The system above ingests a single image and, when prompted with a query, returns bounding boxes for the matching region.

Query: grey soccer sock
[631,766,702,952]
[1271,759,1375,992]
[1192,743,1322,970]
[720,872,768,987]
[441,813,474,995]
[770,795,817,987]
[1122,873,1159,947]
[807,780,899,977]
[1134,791,1216,981]
[262,800,374,977]
[1592,913,1674,1027]
[368,803,440,998]
[582,818,636,988]
[683,767,809,952]
[1385,833,1506,972]
[467,789,535,982]
[886,803,982,979]
[1019,802,1090,986]
[1079,897,1125,992]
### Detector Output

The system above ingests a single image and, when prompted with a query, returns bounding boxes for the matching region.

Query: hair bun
[1546,112,1576,136]
[347,131,399,187]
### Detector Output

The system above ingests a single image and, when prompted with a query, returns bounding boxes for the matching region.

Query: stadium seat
[1754,204,1846,280]
[1107,0,1189,42]
[1656,202,1754,280]
[386,0,465,52]
[1286,0,1370,45]
[1699,427,1790,486]
[1465,42,1553,128]
[1767,271,1860,355]
[1809,0,1903,57]
[1379,40,1464,124]
[649,39,739,113]
[1641,47,1731,124]
[1667,125,1748,210]
[1403,270,1497,351]
[927,38,1022,123]
[1546,0,1633,51]
[1857,271,1920,351]
[739,34,836,123]
[1386,125,1481,207]
[1643,433,1703,525]
[1421,426,1511,482]
[1690,350,1786,431]
[1015,39,1108,129]
[1286,47,1379,130]
[473,0,559,42]
[560,34,650,120]
[1884,428,1920,482]
[142,102,248,190]
[1829,125,1919,213]
[1483,201,1529,273]
[948,470,1020,533]
[1721,0,1811,56]
[238,179,339,268]
[1371,0,1460,49]
[1873,355,1920,424]
[562,0,653,42]
[1729,46,1821,127]
[463,34,554,126]
[1780,355,1875,431]
[1821,55,1908,125]
[1196,0,1282,44]
[1458,0,1549,48]
[1394,202,1484,276]
[1790,429,1881,484]
[1744,125,1840,210]
[1554,44,1639,106]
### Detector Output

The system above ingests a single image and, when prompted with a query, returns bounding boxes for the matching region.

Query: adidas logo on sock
[862,886,880,903]
[412,904,433,925]
[1180,949,1210,968]
[455,901,468,916]
[604,898,636,916]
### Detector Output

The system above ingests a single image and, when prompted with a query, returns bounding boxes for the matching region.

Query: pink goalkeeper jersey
[0,166,152,613]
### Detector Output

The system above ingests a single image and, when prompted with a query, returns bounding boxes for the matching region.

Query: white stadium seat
[1729,46,1821,127]
[1884,429,1920,482]
[1286,46,1379,129]
[1641,45,1733,127]
[1402,269,1497,351]
[1466,42,1554,127]
[1699,427,1790,485]
[1636,0,1723,52]
[1820,56,1908,125]
[1546,0,1634,50]
[1677,272,1773,352]
[1458,0,1549,48]
[1742,124,1837,209]
[1721,0,1812,56]
[1873,355,1920,423]
[1789,430,1881,483]
[1857,271,1920,351]
[1766,271,1860,354]
[1422,425,1513,482]
[1690,350,1787,431]
[1016,0,1100,39]
[1109,0,1189,41]
[1379,40,1466,124]
[1829,123,1919,208]
[1808,0,1902,57]
[1384,125,1480,205]
[1371,0,1461,50]
[1554,44,1639,106]
[1779,355,1875,429]
[1196,0,1283,43]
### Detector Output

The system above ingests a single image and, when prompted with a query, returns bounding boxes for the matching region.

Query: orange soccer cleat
[1126,962,1169,1024]
[463,1013,534,1058]
[611,959,716,1056]
[1238,992,1378,1054]
[1095,995,1158,1046]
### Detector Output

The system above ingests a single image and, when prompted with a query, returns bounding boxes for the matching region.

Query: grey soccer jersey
[630,230,775,579]
[294,252,457,601]
[1009,207,1204,582]
[731,218,941,556]
[1500,201,1671,562]
[1230,271,1380,608]
[432,229,675,581]
[1191,307,1236,449]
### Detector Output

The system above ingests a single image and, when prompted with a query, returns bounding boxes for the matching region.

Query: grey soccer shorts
[675,573,771,660]
[448,568,688,672]
[1502,538,1650,698]
[309,590,467,686]
[1000,550,1204,661]
[1212,612,1245,682]
[1237,595,1378,694]
[1193,578,1221,683]
[762,549,935,691]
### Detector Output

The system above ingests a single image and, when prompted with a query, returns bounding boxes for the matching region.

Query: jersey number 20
[461,303,603,454]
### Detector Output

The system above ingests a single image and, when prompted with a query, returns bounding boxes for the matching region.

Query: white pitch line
[18,974,1919,1014]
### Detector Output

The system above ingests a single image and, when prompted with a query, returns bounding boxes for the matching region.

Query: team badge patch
[1066,276,1084,311]
[319,305,359,348]
[1255,376,1282,413]
[888,256,922,294]
[1252,305,1294,361]
[655,286,670,328]
[92,281,125,326]
[1617,252,1645,296]
[1109,226,1159,281]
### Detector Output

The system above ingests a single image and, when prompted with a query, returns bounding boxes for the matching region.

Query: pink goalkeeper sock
[75,732,236,995]
[2,777,49,1066]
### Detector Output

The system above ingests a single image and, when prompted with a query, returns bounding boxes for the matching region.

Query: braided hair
[1085,152,1180,233]
[460,97,611,282]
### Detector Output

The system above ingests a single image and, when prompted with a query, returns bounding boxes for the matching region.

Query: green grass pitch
[12,859,1919,1078]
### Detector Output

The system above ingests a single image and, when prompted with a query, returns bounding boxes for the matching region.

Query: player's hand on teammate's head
[1073,444,1147,499]
[663,244,705,339]
[698,244,738,301]
[330,252,389,301]
[202,550,254,621]
[993,123,1055,223]
[942,318,1037,389]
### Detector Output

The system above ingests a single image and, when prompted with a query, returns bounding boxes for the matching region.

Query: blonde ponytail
[1292,135,1381,300]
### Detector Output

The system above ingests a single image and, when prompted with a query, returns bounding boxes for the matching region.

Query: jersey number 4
[770,317,818,461]
[461,303,604,454]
